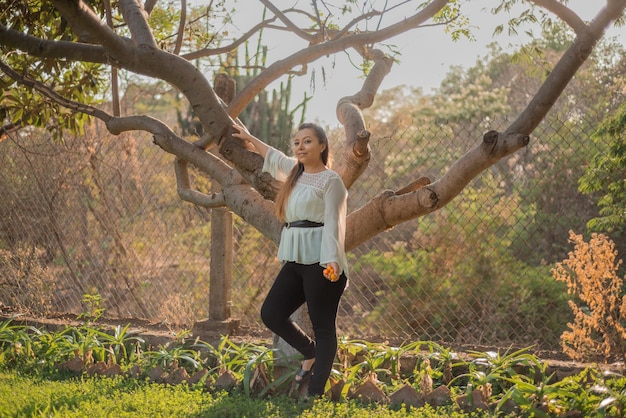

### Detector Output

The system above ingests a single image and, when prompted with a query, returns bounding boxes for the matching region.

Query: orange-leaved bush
[552,231,626,363]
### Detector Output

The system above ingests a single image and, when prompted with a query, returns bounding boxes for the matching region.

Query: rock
[128,364,142,379]
[328,378,345,402]
[204,375,215,391]
[419,359,433,394]
[59,356,85,374]
[146,366,165,383]
[349,379,390,404]
[293,377,310,398]
[423,385,451,407]
[86,361,107,376]
[214,370,237,391]
[389,383,425,408]
[165,366,189,384]
[188,369,208,385]
[102,363,123,377]
[494,398,518,415]
[249,364,270,394]
[456,388,490,412]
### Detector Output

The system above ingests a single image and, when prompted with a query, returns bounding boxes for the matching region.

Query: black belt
[284,220,324,228]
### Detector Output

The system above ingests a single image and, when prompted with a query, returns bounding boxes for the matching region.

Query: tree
[1,0,625,254]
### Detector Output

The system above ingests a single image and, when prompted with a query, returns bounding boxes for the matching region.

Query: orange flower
[323,266,338,282]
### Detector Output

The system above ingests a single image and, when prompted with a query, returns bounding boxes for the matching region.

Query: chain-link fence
[0,108,620,355]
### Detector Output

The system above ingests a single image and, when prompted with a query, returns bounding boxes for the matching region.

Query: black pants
[261,261,347,396]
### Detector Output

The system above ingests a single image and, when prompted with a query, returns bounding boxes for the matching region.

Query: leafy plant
[552,231,626,362]
[78,293,106,324]
[143,343,201,372]
[242,345,293,398]
[596,374,626,417]
[454,347,543,396]
[194,335,256,375]
[55,325,105,364]
[334,338,385,397]
[96,324,145,365]
[0,320,36,365]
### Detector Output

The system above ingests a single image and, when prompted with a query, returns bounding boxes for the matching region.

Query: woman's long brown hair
[275,123,329,221]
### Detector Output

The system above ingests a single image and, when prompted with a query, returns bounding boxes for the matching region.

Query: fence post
[192,74,240,337]
[209,207,233,321]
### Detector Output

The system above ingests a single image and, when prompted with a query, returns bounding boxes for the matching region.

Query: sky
[227,1,626,128]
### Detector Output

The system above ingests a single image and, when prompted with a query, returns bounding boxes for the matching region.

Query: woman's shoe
[294,367,312,384]
[294,358,315,384]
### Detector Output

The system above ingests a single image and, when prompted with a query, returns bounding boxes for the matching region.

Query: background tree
[579,103,626,249]
[2,0,625,251]
[349,21,626,346]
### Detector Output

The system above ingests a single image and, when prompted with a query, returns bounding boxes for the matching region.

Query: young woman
[232,122,349,398]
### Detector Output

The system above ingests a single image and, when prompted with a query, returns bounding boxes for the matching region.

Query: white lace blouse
[263,146,349,278]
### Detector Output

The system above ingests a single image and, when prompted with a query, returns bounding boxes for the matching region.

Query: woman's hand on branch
[232,123,269,158]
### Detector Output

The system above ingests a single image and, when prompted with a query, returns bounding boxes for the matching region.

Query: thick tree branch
[107,115,282,241]
[1,49,275,230]
[52,0,134,62]
[590,0,626,36]
[0,24,109,63]
[144,0,158,15]
[345,131,530,250]
[335,47,394,189]
[118,0,158,48]
[0,57,253,212]
[5,0,278,200]
[430,131,530,208]
[175,158,226,208]
[176,71,246,209]
[2,13,231,153]
[53,1,234,151]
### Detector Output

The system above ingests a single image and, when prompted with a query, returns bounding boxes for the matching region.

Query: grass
[0,369,484,417]
[0,370,294,417]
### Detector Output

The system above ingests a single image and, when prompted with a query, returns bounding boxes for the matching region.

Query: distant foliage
[552,231,626,362]
[0,245,57,315]
[579,103,626,236]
